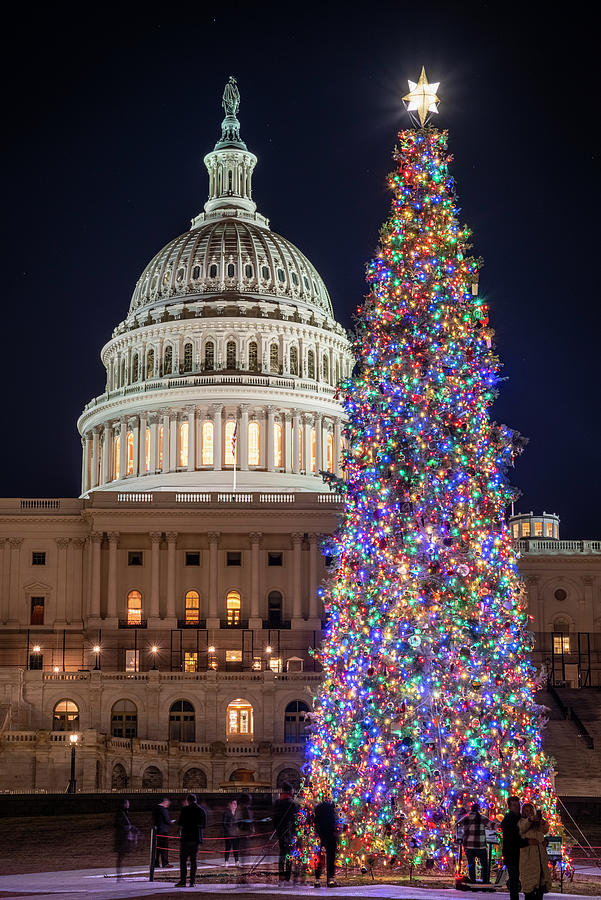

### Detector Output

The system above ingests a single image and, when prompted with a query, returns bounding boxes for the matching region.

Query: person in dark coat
[223,798,240,866]
[273,782,299,882]
[175,793,207,887]
[153,797,174,868]
[114,798,138,879]
[313,796,339,888]
[237,793,255,864]
[501,795,528,900]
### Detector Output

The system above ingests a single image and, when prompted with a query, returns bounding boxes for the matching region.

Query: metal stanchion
[149,826,157,882]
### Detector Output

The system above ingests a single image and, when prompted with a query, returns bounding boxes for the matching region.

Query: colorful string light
[300,126,561,871]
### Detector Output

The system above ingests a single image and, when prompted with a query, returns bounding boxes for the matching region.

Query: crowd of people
[115,789,554,895]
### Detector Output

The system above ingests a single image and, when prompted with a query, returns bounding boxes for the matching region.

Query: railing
[517,539,601,554]
[117,493,153,503]
[317,493,344,503]
[1,732,36,742]
[175,493,212,502]
[262,620,291,630]
[219,619,249,629]
[259,493,295,503]
[217,493,253,503]
[43,672,90,681]
[19,499,61,509]
[177,619,207,629]
[118,619,148,628]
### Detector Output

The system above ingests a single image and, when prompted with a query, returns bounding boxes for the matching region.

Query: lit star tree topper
[403,66,440,126]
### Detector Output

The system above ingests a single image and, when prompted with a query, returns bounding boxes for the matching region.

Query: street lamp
[67,733,79,794]
[93,645,101,670]
[150,645,159,670]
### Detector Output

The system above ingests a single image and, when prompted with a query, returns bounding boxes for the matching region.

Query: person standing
[237,792,255,864]
[313,796,339,888]
[501,795,528,900]
[457,802,494,884]
[223,798,240,866]
[273,782,299,883]
[153,797,174,868]
[175,793,206,887]
[518,803,552,900]
[114,798,138,880]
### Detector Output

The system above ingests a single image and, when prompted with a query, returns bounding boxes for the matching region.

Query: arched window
[169,700,195,742]
[268,590,282,627]
[248,421,260,467]
[202,421,214,465]
[145,427,150,473]
[226,698,253,739]
[226,590,241,626]
[289,346,298,375]
[307,350,315,379]
[179,422,189,468]
[146,348,154,379]
[285,700,309,744]
[227,262,235,278]
[226,341,237,369]
[182,768,207,790]
[185,590,200,625]
[131,353,139,383]
[163,345,173,375]
[158,425,164,470]
[322,354,329,383]
[209,263,218,278]
[274,422,283,468]
[126,431,134,476]
[270,343,279,373]
[277,767,301,791]
[111,763,128,790]
[311,428,316,473]
[204,341,214,371]
[224,420,236,466]
[53,700,79,731]
[111,700,137,738]
[248,341,258,371]
[183,342,193,373]
[127,589,142,626]
[142,766,163,789]
[192,264,201,280]
[326,433,334,473]
[229,768,255,782]
[113,435,120,480]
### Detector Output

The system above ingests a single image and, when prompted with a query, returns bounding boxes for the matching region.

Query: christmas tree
[302,71,560,871]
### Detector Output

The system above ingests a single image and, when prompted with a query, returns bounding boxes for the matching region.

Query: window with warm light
[126,432,134,475]
[225,421,236,465]
[326,433,334,472]
[185,590,200,625]
[53,700,79,732]
[226,699,253,739]
[202,421,214,465]
[164,345,172,375]
[179,422,189,467]
[125,650,139,673]
[290,346,298,375]
[522,522,531,537]
[183,342,193,373]
[113,435,120,480]
[553,634,570,655]
[311,428,316,473]
[534,521,543,536]
[546,522,554,537]
[226,341,236,369]
[145,427,150,472]
[184,652,198,673]
[269,656,283,673]
[30,596,44,625]
[204,341,214,371]
[226,590,241,626]
[248,341,258,371]
[512,523,520,539]
[158,425,164,469]
[248,421,260,466]
[226,650,242,665]
[127,590,142,625]
[270,344,279,373]
[274,422,283,467]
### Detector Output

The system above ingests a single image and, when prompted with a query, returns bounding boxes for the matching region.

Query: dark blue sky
[2,1,599,537]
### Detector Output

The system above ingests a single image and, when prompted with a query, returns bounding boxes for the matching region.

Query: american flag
[231,422,238,459]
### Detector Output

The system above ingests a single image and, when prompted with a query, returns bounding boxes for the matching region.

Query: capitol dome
[78,77,352,496]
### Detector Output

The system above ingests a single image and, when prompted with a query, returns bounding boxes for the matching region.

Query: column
[187,405,196,471]
[80,437,87,495]
[249,532,262,627]
[334,417,342,477]
[149,413,158,473]
[85,433,93,492]
[207,532,220,625]
[303,415,312,474]
[138,412,147,475]
[239,404,249,472]
[130,418,139,477]
[161,410,171,473]
[308,533,320,620]
[149,532,161,621]
[89,532,102,621]
[7,538,23,624]
[55,538,69,624]
[119,418,127,481]
[291,533,303,625]
[68,538,85,625]
[102,423,111,484]
[292,411,301,475]
[91,429,100,489]
[266,406,275,472]
[169,413,178,471]
[106,532,119,620]
[212,404,223,471]
[314,413,323,474]
[165,532,177,621]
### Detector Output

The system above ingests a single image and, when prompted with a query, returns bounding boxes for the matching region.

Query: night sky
[2,2,598,537]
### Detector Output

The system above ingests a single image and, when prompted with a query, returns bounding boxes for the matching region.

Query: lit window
[204,341,214,371]
[145,427,150,473]
[30,596,44,625]
[270,344,279,373]
[225,421,236,466]
[183,343,193,373]
[226,590,241,626]
[185,590,200,625]
[307,350,315,379]
[164,346,173,375]
[326,433,334,472]
[126,432,134,476]
[158,425,164,469]
[311,428,316,473]
[248,421,260,466]
[202,421,214,465]
[274,422,283,468]
[248,341,258,372]
[290,346,298,375]
[53,700,79,732]
[226,650,242,664]
[146,348,154,378]
[546,522,554,537]
[125,650,139,673]
[269,657,283,673]
[226,341,237,369]
[553,634,570,654]
[226,699,253,738]
[184,652,198,673]
[534,522,543,536]
[113,435,120,480]
[127,590,142,625]
[512,523,520,539]
[522,522,531,537]
[179,422,189,468]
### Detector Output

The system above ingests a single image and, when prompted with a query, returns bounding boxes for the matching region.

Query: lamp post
[93,645,101,670]
[150,645,159,670]
[67,733,79,794]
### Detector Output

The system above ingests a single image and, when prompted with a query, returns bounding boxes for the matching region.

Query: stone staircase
[537,688,601,796]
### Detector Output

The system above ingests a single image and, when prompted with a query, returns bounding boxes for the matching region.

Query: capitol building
[0,80,600,797]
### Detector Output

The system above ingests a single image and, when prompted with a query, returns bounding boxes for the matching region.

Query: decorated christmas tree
[302,70,560,871]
